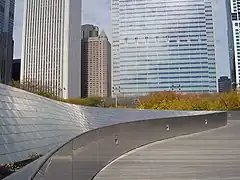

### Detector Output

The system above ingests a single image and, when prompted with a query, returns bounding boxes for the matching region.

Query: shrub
[64,96,104,107]
[138,91,240,111]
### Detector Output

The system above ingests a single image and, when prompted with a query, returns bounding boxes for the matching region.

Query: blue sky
[13,0,230,78]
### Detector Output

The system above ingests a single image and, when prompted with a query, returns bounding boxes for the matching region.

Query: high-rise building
[82,24,99,40]
[224,0,235,84]
[81,27,111,97]
[112,0,232,96]
[0,0,15,85]
[230,0,240,88]
[218,76,232,93]
[21,0,82,99]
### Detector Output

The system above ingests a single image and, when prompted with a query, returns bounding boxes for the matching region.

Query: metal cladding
[0,83,227,180]
[94,120,240,180]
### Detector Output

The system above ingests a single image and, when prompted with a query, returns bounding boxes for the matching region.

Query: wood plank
[94,121,240,180]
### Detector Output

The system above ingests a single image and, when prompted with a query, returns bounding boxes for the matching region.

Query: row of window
[120,70,212,74]
[116,2,204,9]
[120,17,207,24]
[114,21,206,27]
[119,75,210,80]
[120,85,214,89]
[120,53,209,59]
[120,11,206,17]
[119,81,212,85]
[121,47,208,53]
[117,60,209,65]
[118,40,208,45]
[120,61,209,66]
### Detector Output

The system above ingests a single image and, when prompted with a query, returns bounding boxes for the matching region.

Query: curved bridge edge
[6,112,227,180]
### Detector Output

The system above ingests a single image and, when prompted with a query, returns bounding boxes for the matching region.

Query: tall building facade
[81,26,111,97]
[224,0,235,84]
[112,0,229,96]
[0,0,15,85]
[231,0,240,88]
[21,0,82,99]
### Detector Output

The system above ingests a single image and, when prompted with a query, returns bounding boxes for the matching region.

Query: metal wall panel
[0,83,227,180]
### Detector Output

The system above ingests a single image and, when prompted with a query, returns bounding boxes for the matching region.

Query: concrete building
[0,0,15,85]
[82,24,99,40]
[12,59,20,81]
[111,0,233,96]
[81,27,111,97]
[21,0,82,99]
[218,76,232,93]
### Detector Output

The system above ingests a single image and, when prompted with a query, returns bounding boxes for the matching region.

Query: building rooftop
[99,30,108,38]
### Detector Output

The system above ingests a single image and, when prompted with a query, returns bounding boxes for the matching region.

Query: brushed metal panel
[94,120,240,180]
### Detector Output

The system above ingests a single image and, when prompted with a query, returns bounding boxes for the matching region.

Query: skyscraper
[81,25,111,97]
[0,0,15,85]
[111,0,230,96]
[224,0,235,84]
[231,0,240,88]
[21,0,82,99]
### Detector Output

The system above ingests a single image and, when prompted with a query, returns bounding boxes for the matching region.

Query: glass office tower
[112,0,219,96]
[0,0,15,85]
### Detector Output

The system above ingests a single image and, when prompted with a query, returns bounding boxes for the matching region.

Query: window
[0,5,4,13]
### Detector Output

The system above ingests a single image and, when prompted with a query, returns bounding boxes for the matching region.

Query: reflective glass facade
[0,0,15,85]
[0,0,4,32]
[112,0,218,96]
[0,0,14,34]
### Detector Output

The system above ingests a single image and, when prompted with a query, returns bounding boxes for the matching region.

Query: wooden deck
[94,120,240,180]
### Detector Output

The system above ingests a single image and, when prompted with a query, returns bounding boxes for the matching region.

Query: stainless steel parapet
[7,111,227,180]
